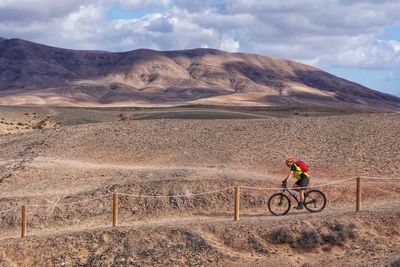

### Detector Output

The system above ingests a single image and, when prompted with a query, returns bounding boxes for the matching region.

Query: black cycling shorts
[295,174,309,187]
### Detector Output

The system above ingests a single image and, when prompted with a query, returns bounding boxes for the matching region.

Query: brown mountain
[0,38,399,110]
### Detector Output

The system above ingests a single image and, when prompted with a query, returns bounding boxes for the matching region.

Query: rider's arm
[283,171,293,183]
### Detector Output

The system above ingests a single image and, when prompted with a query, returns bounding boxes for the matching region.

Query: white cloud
[110,0,170,9]
[0,0,94,21]
[61,5,105,41]
[104,11,220,51]
[219,36,239,52]
[332,40,400,69]
[390,40,400,52]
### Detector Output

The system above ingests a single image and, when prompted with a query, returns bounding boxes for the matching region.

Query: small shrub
[248,235,267,253]
[390,257,400,267]
[323,223,356,245]
[322,246,332,252]
[269,227,294,244]
[295,229,322,251]
[17,122,24,126]
[324,231,344,245]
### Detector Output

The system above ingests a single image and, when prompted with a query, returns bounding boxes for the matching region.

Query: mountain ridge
[0,38,399,110]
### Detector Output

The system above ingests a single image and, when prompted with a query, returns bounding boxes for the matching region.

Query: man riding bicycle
[282,155,310,209]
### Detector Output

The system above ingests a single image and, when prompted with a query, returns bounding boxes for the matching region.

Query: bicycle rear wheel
[304,189,327,212]
[267,193,291,216]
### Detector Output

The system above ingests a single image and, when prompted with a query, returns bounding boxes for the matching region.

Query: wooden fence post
[113,192,118,227]
[356,177,361,212]
[21,205,26,238]
[234,186,240,221]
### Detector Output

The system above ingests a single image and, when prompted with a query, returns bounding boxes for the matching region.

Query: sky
[0,0,399,96]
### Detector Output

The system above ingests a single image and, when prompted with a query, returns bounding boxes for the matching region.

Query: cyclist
[282,155,309,209]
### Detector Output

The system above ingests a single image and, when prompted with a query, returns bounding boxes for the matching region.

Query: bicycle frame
[282,188,300,204]
[282,187,321,207]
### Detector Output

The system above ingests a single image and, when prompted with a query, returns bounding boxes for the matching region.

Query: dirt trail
[29,156,276,180]
[130,108,275,120]
[1,198,399,242]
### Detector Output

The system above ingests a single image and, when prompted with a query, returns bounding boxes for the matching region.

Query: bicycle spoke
[304,190,327,213]
[268,193,291,216]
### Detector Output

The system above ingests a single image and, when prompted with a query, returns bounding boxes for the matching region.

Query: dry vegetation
[0,109,60,134]
[0,106,399,266]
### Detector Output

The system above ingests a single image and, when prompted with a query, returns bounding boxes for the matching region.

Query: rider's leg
[296,175,309,209]
[299,189,304,204]
[293,183,304,209]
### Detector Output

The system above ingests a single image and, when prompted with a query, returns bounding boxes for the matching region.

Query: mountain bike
[267,181,327,216]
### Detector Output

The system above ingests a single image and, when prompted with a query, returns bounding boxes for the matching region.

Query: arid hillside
[0,107,399,266]
[0,38,399,110]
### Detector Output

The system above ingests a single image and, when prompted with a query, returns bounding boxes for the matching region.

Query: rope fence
[358,176,400,180]
[118,187,233,198]
[240,176,359,190]
[25,193,112,208]
[0,175,399,238]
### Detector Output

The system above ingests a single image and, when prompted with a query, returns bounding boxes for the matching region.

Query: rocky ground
[0,106,399,266]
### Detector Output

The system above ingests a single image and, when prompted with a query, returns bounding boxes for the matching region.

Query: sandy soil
[0,107,399,266]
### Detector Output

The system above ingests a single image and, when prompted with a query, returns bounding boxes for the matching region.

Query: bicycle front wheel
[267,193,291,216]
[304,189,327,213]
